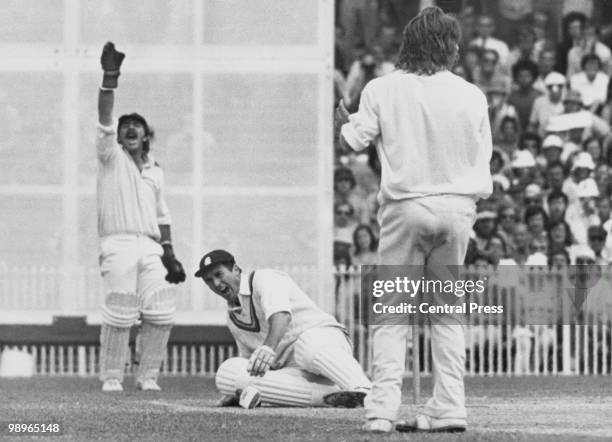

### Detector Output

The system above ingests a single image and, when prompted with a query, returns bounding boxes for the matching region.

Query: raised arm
[98,42,125,126]
[98,90,114,126]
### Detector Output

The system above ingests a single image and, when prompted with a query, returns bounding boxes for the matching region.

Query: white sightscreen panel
[0,197,62,266]
[165,196,194,274]
[79,0,193,45]
[0,73,63,185]
[0,0,63,43]
[202,73,318,187]
[78,73,193,187]
[77,197,98,269]
[165,197,194,310]
[203,0,318,45]
[201,196,317,267]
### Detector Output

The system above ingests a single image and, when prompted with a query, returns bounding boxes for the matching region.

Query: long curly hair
[396,6,461,75]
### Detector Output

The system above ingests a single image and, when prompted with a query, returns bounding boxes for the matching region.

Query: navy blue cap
[194,249,235,277]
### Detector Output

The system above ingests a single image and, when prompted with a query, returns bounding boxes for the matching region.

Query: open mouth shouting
[121,128,141,149]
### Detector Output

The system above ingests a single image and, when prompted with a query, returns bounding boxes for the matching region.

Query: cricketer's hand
[247,345,276,377]
[334,99,350,136]
[100,42,125,89]
[161,253,186,284]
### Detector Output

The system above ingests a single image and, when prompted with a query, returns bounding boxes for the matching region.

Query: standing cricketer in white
[194,249,372,408]
[335,7,493,433]
[96,42,186,392]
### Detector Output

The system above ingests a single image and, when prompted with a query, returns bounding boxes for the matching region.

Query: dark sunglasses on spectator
[336,209,351,216]
[501,213,516,220]
[576,257,595,264]
[482,58,496,63]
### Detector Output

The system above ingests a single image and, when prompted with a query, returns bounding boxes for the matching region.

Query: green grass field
[1,376,611,441]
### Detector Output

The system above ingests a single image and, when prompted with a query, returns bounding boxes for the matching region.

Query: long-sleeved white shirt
[96,122,172,240]
[341,70,493,203]
[226,270,344,367]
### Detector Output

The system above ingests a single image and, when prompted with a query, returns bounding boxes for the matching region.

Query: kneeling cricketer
[194,249,372,408]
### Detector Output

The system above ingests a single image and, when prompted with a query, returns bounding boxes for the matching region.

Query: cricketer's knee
[294,328,372,392]
[100,291,140,382]
[102,291,140,328]
[215,357,250,395]
[141,286,176,326]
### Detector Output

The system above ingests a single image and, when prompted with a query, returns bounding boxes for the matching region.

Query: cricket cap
[118,112,150,133]
[194,249,235,277]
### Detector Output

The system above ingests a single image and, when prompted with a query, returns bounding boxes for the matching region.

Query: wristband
[161,241,173,247]
[101,71,121,89]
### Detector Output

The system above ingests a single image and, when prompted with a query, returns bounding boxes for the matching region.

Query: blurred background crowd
[333,0,612,270]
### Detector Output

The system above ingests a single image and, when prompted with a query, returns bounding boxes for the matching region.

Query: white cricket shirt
[341,70,493,203]
[96,123,172,240]
[226,269,344,367]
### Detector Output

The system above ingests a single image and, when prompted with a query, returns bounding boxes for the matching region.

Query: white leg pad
[101,292,140,327]
[99,324,131,382]
[215,358,339,407]
[136,323,172,382]
[142,286,176,325]
[99,292,139,382]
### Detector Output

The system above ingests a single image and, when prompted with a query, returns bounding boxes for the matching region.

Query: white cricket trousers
[99,234,167,296]
[364,195,476,422]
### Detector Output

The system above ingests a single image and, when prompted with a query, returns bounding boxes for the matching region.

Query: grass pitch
[1,376,611,441]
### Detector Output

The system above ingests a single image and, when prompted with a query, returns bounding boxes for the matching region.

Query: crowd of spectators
[333,3,612,270]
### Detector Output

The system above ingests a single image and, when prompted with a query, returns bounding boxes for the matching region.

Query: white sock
[99,323,130,382]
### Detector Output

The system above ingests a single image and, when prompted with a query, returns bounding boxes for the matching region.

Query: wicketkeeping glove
[161,252,186,284]
[247,345,276,377]
[100,41,125,89]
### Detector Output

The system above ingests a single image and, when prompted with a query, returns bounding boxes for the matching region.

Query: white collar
[239,272,252,296]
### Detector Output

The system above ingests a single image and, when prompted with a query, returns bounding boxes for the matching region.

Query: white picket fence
[1,264,611,377]
[334,265,612,377]
[0,343,238,377]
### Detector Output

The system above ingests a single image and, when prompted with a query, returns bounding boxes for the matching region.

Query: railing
[0,343,237,377]
[333,265,612,377]
[1,263,611,376]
